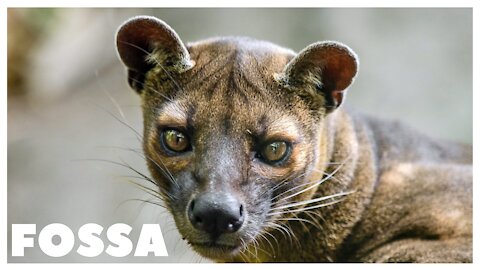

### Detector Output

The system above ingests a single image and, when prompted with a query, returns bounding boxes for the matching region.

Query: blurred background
[7,8,472,262]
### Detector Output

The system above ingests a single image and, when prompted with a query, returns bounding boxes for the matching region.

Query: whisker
[127,179,168,200]
[268,198,348,216]
[283,222,301,247]
[272,154,352,203]
[101,141,180,190]
[267,172,308,201]
[268,171,305,194]
[303,211,324,230]
[147,153,180,189]
[97,145,143,152]
[268,153,352,201]
[246,231,259,260]
[102,87,126,120]
[310,167,350,185]
[90,103,143,142]
[76,158,157,186]
[124,146,180,189]
[270,190,355,211]
[126,198,167,209]
[242,241,258,261]
[256,231,276,258]
[96,145,180,189]
[265,221,297,247]
[237,248,248,263]
[262,229,279,249]
[276,217,319,229]
[264,222,288,241]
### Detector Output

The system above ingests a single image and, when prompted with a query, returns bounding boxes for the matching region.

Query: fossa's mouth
[190,242,239,251]
[189,240,241,258]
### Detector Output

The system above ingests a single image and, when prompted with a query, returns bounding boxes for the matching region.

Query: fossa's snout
[188,193,245,238]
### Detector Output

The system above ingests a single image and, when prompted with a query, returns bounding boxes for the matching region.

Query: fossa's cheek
[252,141,311,181]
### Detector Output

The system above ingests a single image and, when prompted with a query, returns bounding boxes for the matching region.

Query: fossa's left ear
[275,41,358,113]
[116,16,194,93]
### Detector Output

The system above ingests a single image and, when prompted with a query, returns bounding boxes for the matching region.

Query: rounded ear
[275,41,358,113]
[116,16,194,93]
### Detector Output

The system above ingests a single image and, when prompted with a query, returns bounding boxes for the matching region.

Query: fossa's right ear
[116,16,194,93]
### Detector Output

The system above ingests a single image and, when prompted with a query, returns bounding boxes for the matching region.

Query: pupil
[271,143,279,153]
[265,142,286,161]
[164,130,188,152]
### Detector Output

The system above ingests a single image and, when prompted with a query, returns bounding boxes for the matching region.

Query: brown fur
[116,16,472,262]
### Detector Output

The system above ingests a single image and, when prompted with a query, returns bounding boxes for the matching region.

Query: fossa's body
[116,16,472,262]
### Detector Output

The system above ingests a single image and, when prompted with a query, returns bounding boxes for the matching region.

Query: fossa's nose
[188,193,244,238]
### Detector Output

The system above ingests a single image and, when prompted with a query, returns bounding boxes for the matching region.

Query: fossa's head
[116,16,358,261]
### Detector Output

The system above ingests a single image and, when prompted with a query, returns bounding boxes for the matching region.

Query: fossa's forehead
[184,37,295,88]
[157,93,301,140]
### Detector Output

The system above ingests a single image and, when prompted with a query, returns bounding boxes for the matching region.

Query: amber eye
[161,129,190,153]
[260,141,290,164]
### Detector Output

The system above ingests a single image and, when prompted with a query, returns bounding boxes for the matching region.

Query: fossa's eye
[258,141,291,165]
[161,129,191,153]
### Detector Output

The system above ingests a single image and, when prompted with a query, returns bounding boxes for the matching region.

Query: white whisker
[268,198,347,216]
[270,190,355,211]
[276,154,352,202]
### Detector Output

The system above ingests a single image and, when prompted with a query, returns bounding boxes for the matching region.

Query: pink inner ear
[322,53,357,92]
[280,41,358,111]
[283,41,358,92]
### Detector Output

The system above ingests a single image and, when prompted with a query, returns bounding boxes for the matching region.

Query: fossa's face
[141,40,324,260]
[116,16,357,261]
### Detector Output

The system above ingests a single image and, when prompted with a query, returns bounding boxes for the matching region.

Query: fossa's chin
[189,242,242,261]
